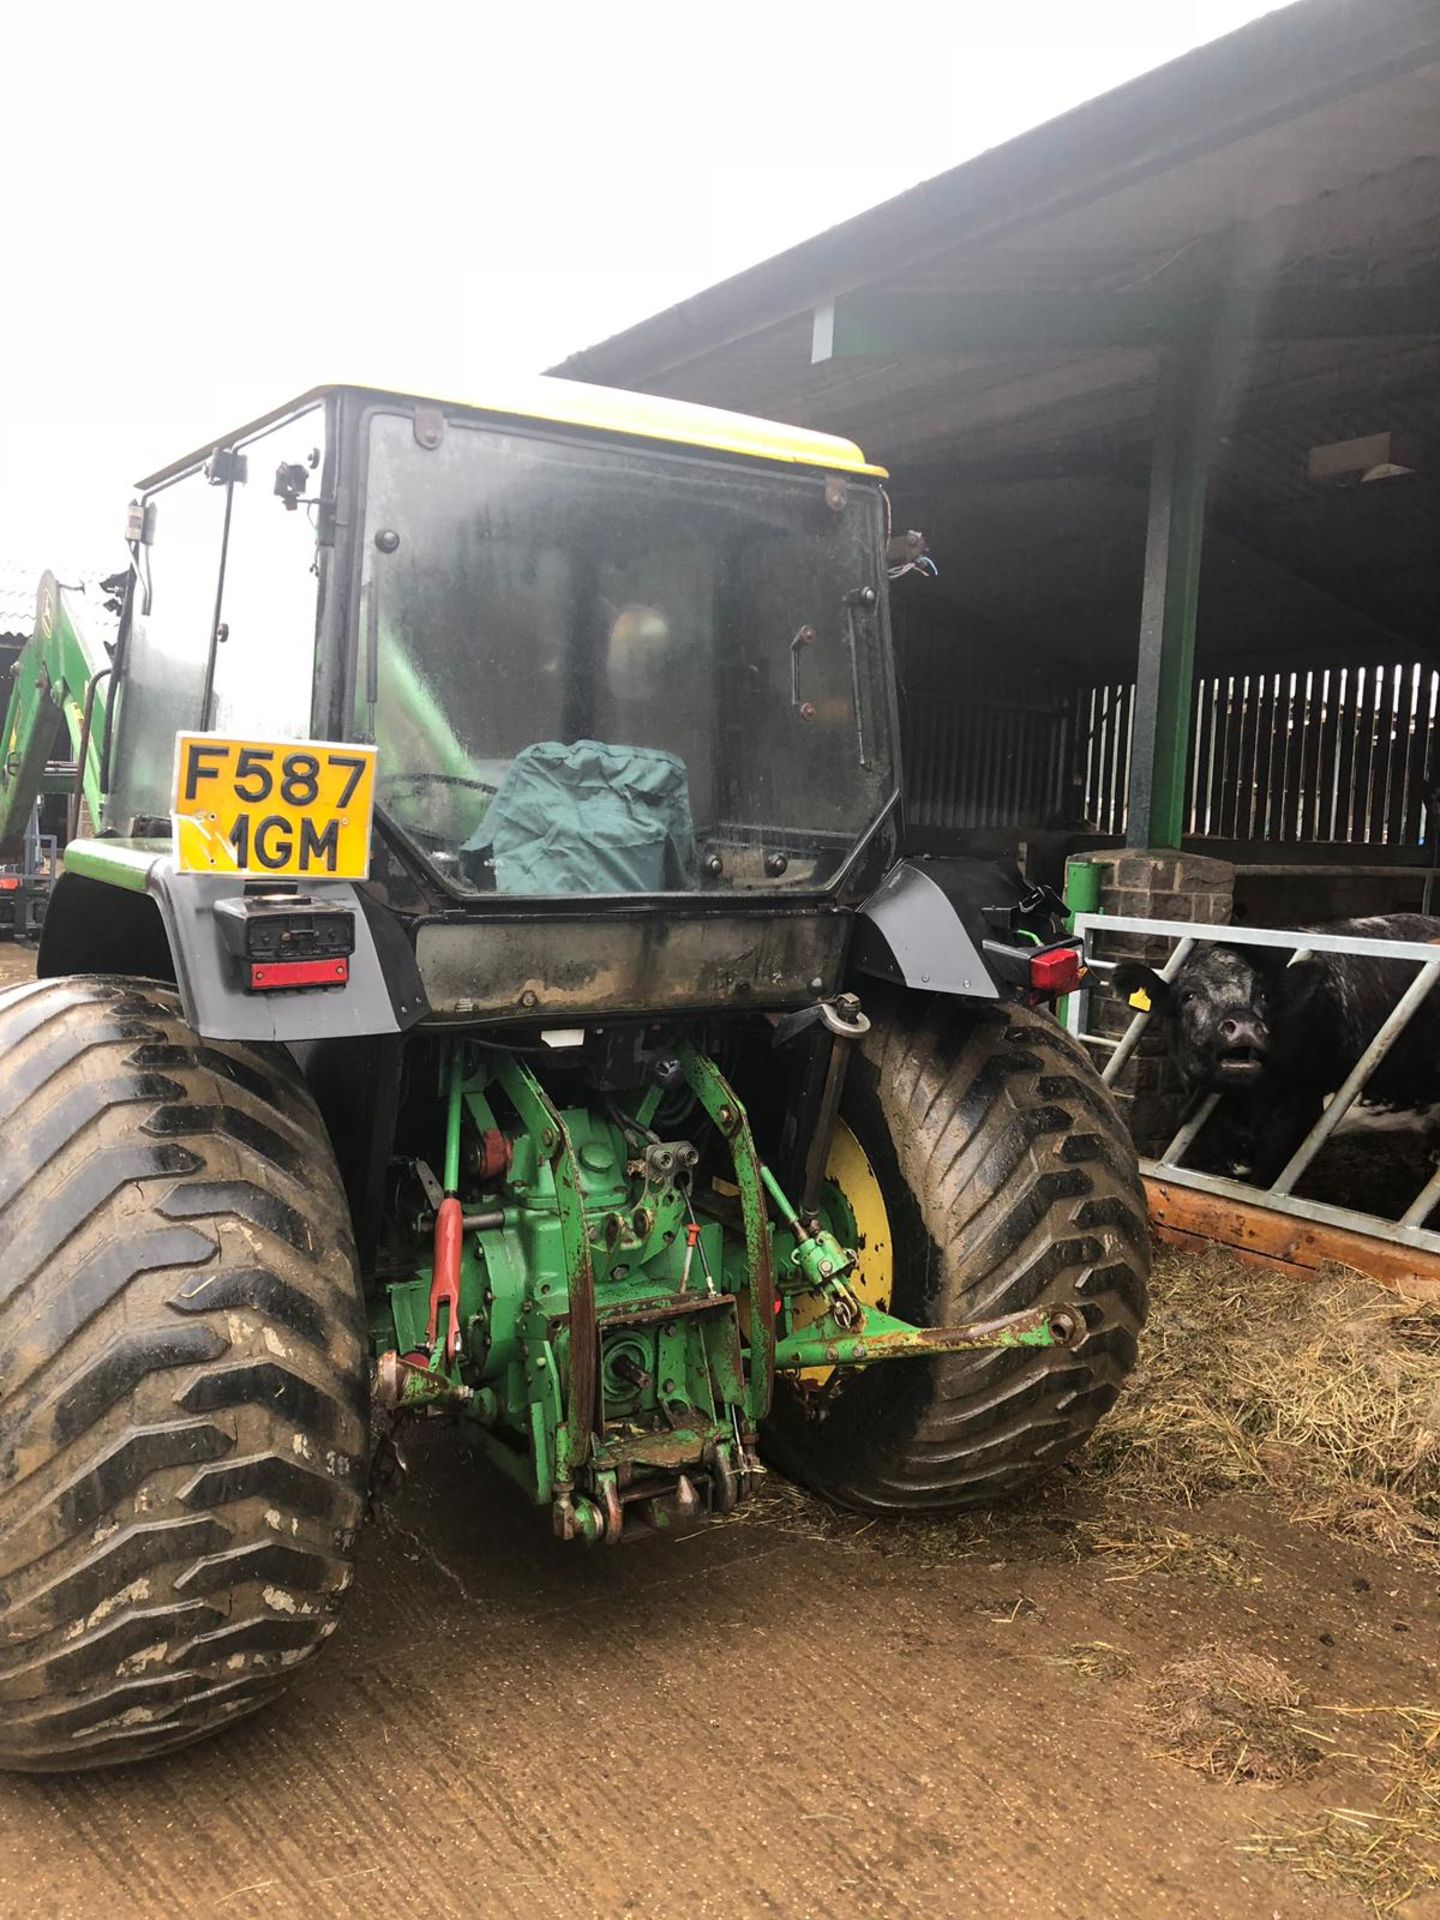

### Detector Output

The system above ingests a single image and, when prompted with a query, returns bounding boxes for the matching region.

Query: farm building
[554,0,1440,933]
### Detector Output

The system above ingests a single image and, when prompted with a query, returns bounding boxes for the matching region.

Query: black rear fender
[851,857,1069,1000]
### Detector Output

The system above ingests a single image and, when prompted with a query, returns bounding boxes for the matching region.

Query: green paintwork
[1064,859,1102,921]
[489,1051,597,1491]
[380,1046,750,1536]
[0,575,114,858]
[787,1224,857,1295]
[61,838,161,892]
[442,1047,464,1194]
[1058,859,1102,1024]
[1127,344,1213,851]
[760,1163,856,1295]
[677,1043,774,1427]
[759,1162,800,1229]
[373,1041,1070,1543]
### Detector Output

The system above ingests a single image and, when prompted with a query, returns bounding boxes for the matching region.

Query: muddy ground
[0,943,36,994]
[0,938,1435,1919]
[0,1451,1434,1920]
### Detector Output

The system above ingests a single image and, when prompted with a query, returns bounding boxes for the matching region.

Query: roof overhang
[540,1,1440,683]
[551,0,1440,419]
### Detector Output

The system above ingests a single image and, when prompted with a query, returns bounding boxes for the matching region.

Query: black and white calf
[1111,913,1440,1184]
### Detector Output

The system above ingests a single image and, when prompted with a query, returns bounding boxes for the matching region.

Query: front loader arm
[0,573,113,860]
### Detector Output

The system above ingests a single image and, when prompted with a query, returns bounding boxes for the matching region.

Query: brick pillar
[1066,850,1236,1154]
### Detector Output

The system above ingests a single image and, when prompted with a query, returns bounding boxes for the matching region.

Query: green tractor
[0,379,1147,1770]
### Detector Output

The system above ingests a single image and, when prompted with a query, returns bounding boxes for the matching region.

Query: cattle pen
[1067,911,1440,1284]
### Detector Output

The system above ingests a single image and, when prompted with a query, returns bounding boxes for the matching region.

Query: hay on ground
[1147,1644,1323,1784]
[1247,1707,1440,1914]
[1081,1250,1440,1563]
[746,1246,1440,1576]
[1048,1641,1136,1681]
[1071,1516,1255,1585]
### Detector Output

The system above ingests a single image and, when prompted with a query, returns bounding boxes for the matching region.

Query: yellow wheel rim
[791,1119,894,1386]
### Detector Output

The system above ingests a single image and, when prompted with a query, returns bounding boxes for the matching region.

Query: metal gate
[1064,912,1440,1255]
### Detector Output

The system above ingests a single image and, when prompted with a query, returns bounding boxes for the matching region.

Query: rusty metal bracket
[373,1349,476,1412]
[772,1300,1081,1371]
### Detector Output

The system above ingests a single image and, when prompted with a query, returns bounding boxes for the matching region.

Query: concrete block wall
[1067,849,1236,1154]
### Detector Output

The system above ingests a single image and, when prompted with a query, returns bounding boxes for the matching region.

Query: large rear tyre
[766,993,1149,1512]
[0,976,367,1771]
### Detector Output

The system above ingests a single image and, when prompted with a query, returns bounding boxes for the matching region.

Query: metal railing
[1075,660,1440,847]
[1064,913,1440,1254]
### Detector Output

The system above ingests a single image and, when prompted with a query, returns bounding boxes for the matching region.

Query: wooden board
[1144,1175,1440,1298]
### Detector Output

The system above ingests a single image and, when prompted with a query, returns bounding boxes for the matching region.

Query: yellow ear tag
[1128,988,1152,1013]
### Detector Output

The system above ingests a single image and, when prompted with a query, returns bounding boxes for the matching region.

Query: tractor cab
[106,380,900,906]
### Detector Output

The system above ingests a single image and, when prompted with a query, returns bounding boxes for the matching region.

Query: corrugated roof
[544,0,1440,511]
[0,567,122,649]
[0,566,38,642]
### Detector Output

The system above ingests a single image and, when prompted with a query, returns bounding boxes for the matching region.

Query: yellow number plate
[172,733,377,880]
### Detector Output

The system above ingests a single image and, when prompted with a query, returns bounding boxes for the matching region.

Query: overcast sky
[4,0,1289,571]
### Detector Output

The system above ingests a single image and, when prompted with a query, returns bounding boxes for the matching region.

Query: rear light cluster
[1028,942,1085,995]
[981,932,1088,998]
[215,891,356,994]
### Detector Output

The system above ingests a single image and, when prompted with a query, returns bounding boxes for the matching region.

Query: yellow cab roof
[139,374,886,488]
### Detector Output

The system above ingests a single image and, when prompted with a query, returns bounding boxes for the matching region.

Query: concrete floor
[2,1429,1435,1920]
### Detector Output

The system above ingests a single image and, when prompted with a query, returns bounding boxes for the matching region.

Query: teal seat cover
[472,740,697,894]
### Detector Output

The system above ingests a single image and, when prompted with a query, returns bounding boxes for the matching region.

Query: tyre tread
[0,975,365,1772]
[769,993,1148,1513]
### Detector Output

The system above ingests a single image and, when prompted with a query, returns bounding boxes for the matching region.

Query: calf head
[1111,947,1274,1092]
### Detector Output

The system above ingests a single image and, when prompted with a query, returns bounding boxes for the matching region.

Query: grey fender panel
[146,868,428,1041]
[852,859,1013,998]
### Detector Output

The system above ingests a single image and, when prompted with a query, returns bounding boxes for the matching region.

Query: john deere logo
[38,587,54,641]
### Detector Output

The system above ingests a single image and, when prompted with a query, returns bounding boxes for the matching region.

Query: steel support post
[1126,343,1214,849]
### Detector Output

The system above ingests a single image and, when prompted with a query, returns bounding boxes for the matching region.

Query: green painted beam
[62,837,161,892]
[1126,346,1213,850]
[812,285,1440,361]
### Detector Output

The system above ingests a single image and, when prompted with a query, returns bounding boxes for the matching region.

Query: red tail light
[1029,944,1085,995]
[249,958,349,991]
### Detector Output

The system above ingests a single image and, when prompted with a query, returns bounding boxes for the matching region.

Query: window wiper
[842,586,876,770]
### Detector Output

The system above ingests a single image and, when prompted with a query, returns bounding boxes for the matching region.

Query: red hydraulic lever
[426,1195,465,1364]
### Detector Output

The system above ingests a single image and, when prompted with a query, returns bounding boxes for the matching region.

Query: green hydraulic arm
[0,572,115,860]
